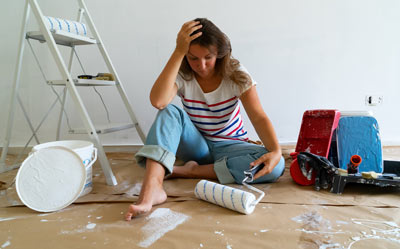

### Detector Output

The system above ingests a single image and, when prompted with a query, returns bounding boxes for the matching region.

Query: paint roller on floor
[194,164,265,214]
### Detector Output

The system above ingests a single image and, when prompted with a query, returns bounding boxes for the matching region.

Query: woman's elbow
[150,98,167,110]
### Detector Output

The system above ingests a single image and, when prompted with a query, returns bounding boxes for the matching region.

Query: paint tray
[290,110,341,185]
[331,160,400,194]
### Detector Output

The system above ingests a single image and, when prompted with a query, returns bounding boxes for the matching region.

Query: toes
[125,212,132,221]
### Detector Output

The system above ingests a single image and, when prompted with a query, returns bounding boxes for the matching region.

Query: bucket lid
[16,147,86,212]
[32,140,93,152]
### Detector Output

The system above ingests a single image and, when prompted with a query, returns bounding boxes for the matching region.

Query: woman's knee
[156,104,185,121]
[256,156,285,183]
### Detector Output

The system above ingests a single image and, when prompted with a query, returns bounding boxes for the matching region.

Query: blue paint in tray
[336,116,383,173]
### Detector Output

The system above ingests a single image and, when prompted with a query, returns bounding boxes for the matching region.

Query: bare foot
[167,161,199,179]
[125,185,167,220]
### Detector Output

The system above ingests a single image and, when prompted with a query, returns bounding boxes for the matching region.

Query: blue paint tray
[336,115,383,173]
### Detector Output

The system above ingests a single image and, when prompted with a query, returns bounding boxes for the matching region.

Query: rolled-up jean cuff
[213,157,235,184]
[134,145,175,175]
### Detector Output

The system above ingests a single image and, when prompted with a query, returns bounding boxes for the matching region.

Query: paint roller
[194,164,265,214]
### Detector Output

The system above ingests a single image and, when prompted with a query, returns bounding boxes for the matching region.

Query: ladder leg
[56,48,75,140]
[57,8,84,141]
[29,0,117,185]
[78,0,146,143]
[0,0,31,172]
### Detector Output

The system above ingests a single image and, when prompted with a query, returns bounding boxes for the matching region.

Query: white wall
[1,0,400,147]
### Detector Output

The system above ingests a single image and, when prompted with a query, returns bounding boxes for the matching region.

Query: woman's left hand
[250,150,282,180]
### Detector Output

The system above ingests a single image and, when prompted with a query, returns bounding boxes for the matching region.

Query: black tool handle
[243,164,264,183]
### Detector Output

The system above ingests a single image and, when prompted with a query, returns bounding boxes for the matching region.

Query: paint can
[31,140,97,197]
[16,146,88,212]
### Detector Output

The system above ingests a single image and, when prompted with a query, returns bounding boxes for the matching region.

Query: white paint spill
[0,217,16,222]
[138,208,189,248]
[40,219,48,222]
[346,218,400,249]
[226,243,232,249]
[86,223,96,229]
[200,243,203,247]
[215,230,224,236]
[295,228,345,234]
[96,216,103,219]
[1,241,10,248]
[292,211,344,248]
[336,220,348,225]
[319,243,341,249]
[60,222,98,235]
[260,229,268,233]
[292,211,332,230]
[38,213,50,217]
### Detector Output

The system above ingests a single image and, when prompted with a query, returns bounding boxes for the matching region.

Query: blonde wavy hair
[179,18,252,93]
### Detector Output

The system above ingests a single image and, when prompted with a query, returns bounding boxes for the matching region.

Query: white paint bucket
[31,140,97,196]
[16,147,87,212]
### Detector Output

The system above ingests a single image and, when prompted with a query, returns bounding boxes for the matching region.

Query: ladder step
[69,123,135,134]
[26,30,97,46]
[47,79,116,86]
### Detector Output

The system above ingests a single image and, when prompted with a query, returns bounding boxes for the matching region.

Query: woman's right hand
[175,20,202,55]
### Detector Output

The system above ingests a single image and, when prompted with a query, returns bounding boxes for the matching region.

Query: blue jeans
[135,104,285,184]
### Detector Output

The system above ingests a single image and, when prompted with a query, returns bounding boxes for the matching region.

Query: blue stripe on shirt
[213,118,240,136]
[192,119,230,125]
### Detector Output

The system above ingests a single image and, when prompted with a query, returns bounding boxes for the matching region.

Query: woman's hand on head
[250,150,282,180]
[175,20,202,55]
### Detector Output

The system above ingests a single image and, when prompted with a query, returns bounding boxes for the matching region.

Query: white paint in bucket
[32,140,97,196]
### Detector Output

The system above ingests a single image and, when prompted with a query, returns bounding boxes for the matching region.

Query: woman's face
[186,44,217,79]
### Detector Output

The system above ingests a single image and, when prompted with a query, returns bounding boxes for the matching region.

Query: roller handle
[243,164,264,183]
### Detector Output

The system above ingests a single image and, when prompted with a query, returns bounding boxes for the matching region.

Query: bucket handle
[87,147,97,168]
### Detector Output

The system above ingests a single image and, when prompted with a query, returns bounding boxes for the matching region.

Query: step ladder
[0,0,146,186]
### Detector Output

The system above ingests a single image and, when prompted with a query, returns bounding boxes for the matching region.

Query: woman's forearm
[150,50,185,109]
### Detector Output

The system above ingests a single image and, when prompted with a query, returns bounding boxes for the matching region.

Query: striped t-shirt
[175,68,255,142]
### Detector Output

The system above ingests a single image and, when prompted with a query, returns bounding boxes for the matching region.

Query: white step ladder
[0,0,146,186]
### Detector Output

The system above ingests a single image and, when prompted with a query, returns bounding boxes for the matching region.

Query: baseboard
[1,143,398,155]
[103,145,142,153]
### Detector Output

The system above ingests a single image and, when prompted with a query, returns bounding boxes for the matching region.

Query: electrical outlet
[365,95,383,106]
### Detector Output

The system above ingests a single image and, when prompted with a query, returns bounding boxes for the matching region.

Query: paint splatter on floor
[346,219,400,248]
[1,240,11,248]
[138,208,189,248]
[292,211,341,249]
[86,223,96,229]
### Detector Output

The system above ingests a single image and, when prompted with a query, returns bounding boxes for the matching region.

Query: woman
[125,18,285,220]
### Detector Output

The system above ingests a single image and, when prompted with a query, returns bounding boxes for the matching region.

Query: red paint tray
[290,110,341,185]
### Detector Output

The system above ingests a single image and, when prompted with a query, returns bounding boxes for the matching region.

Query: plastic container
[32,140,97,196]
[16,147,87,212]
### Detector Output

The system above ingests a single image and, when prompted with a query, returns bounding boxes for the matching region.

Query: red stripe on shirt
[187,110,234,119]
[182,95,237,107]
